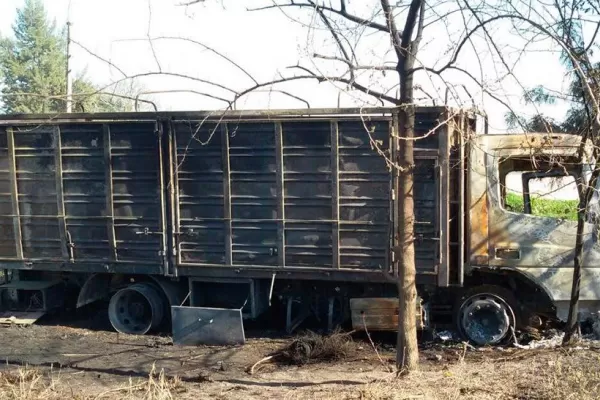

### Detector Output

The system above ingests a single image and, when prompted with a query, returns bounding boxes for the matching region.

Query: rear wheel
[455,285,520,346]
[108,283,165,335]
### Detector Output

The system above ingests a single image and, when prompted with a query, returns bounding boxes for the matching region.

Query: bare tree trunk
[396,103,418,371]
[563,206,584,344]
[380,0,423,372]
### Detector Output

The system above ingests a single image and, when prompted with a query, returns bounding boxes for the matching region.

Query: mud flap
[171,306,245,346]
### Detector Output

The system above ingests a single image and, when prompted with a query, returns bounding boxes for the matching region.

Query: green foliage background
[0,0,135,114]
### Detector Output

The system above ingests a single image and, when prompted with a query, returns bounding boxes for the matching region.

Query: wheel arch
[465,267,557,321]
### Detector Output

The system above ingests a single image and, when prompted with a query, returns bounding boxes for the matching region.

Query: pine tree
[0,0,66,113]
[0,0,137,114]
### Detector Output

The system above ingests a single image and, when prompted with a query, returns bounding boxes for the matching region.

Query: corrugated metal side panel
[413,158,439,273]
[0,122,164,265]
[13,126,63,259]
[229,123,278,266]
[174,115,444,273]
[108,123,163,262]
[283,121,333,267]
[413,110,444,274]
[175,121,226,264]
[60,122,163,263]
[338,120,390,270]
[61,124,109,260]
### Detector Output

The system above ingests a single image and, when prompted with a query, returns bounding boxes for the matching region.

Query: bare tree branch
[147,0,162,72]
[115,36,258,85]
[313,53,396,71]
[177,0,204,5]
[247,1,390,32]
[70,39,128,78]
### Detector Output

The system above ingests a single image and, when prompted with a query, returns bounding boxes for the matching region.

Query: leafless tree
[53,0,600,369]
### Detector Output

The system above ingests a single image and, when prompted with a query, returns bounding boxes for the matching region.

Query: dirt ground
[0,308,599,399]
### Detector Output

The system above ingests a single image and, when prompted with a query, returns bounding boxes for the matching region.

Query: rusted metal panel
[349,297,425,331]
[468,135,490,266]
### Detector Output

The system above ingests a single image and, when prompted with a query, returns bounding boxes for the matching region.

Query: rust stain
[471,191,489,258]
[349,298,424,331]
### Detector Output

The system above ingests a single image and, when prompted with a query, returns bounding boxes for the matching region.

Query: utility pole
[66,21,73,113]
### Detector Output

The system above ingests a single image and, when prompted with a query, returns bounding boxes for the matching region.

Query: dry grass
[1,344,600,399]
[354,351,600,400]
[0,364,183,400]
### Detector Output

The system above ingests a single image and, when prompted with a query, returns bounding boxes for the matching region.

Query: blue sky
[0,0,578,133]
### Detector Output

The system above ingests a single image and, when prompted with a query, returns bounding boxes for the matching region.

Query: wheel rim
[108,283,164,335]
[458,293,515,345]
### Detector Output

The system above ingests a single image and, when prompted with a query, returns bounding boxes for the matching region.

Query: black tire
[454,285,521,346]
[108,283,165,335]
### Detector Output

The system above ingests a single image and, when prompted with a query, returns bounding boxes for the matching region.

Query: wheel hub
[459,295,511,345]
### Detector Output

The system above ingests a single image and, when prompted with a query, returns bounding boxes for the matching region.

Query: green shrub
[505,192,578,221]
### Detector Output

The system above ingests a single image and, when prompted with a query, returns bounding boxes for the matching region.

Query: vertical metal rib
[103,124,118,261]
[274,122,286,267]
[458,114,466,285]
[53,126,69,260]
[221,123,233,266]
[156,121,170,275]
[171,121,182,265]
[6,127,23,259]
[330,121,340,269]
[165,122,178,276]
[438,112,450,287]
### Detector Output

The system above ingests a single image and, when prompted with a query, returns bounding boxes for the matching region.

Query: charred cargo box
[0,107,477,340]
[0,107,471,283]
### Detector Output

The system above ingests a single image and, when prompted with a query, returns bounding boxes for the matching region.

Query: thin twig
[361,313,393,373]
[249,355,275,375]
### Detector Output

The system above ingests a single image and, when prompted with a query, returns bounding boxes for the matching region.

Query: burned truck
[0,107,595,345]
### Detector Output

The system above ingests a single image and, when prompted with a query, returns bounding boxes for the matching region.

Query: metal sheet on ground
[171,306,245,346]
[0,311,45,325]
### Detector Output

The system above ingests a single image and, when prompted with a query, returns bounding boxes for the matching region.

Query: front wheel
[455,285,519,346]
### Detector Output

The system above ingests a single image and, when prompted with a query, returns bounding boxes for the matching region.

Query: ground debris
[281,330,355,365]
[248,329,357,374]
